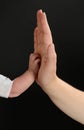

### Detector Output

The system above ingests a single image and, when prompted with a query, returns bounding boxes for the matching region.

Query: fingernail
[39,9,42,13]
[49,44,54,52]
[43,12,46,16]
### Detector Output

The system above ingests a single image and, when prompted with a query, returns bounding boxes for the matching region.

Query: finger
[29,53,33,60]
[37,10,53,44]
[34,27,38,44]
[34,27,39,53]
[34,58,41,64]
[30,53,40,60]
[37,10,51,34]
[32,54,41,66]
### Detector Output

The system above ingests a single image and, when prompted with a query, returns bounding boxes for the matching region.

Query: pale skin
[9,53,40,98]
[34,9,84,125]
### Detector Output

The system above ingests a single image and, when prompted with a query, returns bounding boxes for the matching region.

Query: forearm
[44,76,84,125]
[9,70,35,98]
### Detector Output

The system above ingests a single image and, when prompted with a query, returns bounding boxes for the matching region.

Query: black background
[0,0,84,129]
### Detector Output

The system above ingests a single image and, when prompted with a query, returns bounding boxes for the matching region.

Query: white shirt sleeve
[0,74,13,98]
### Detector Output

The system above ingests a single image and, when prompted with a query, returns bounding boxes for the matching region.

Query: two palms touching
[34,10,57,89]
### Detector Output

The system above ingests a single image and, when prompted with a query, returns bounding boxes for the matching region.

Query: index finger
[36,9,53,43]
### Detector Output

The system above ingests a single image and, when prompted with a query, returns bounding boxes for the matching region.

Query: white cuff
[0,74,13,98]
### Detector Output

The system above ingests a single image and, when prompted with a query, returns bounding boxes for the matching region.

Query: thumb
[46,44,57,66]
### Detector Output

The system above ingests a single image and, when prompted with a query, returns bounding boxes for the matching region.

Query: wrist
[41,74,58,93]
[27,69,36,80]
[41,75,60,98]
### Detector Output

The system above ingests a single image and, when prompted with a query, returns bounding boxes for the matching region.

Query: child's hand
[9,53,40,98]
[28,53,40,79]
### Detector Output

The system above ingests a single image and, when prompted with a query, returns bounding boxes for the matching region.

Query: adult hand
[34,10,53,57]
[34,10,57,89]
